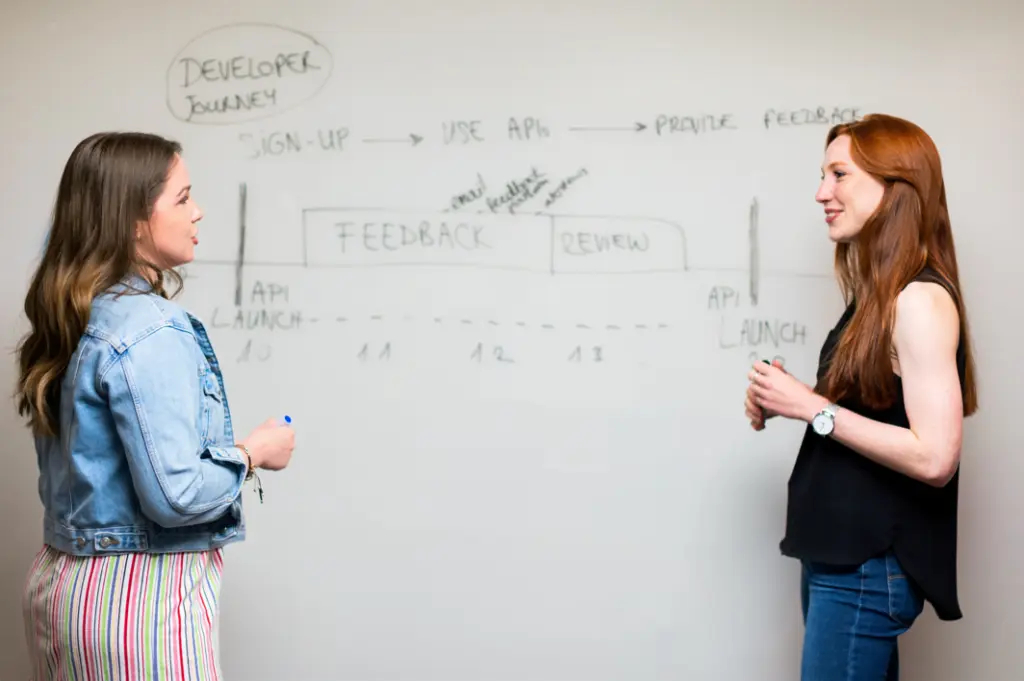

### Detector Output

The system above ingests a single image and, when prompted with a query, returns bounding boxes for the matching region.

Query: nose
[191,202,204,223]
[815,177,833,204]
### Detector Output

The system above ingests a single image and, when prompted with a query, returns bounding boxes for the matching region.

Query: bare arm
[801,281,964,486]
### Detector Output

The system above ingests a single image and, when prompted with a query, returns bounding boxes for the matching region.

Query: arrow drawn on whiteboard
[361,133,423,146]
[568,122,647,133]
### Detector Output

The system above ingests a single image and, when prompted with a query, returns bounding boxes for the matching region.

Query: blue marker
[283,415,292,424]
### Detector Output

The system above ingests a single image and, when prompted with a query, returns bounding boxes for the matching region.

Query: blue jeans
[800,550,925,680]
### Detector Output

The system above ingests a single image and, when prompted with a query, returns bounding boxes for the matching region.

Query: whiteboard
[1,2,1021,680]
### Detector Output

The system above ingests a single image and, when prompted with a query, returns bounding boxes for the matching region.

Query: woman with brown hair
[16,131,295,679]
[744,113,977,680]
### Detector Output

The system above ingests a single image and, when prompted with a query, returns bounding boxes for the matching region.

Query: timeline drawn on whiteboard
[176,180,821,370]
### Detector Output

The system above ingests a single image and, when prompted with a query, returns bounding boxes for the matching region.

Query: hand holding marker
[755,358,785,426]
[255,417,293,502]
[238,414,295,501]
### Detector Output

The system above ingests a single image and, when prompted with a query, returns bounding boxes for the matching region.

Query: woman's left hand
[747,361,824,423]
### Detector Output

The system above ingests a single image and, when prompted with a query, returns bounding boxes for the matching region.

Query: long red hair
[819,113,978,416]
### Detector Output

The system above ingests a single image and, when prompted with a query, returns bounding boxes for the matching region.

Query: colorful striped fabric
[22,544,224,681]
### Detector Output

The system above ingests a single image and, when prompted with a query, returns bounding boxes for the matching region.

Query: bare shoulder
[894,280,960,359]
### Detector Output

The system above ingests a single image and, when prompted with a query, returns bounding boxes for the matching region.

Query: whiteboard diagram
[184,179,811,372]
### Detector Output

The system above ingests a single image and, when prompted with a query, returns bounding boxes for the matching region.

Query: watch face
[812,413,833,435]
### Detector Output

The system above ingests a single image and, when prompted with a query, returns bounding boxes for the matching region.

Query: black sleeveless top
[779,268,965,621]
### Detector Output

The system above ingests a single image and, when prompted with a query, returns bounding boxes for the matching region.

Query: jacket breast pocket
[199,368,227,448]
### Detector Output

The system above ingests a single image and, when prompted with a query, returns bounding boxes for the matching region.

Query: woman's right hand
[240,418,295,471]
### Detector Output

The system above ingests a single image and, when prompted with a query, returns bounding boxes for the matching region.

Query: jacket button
[76,538,86,548]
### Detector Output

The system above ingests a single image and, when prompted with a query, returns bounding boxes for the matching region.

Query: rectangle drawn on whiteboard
[301,208,688,274]
[552,215,687,274]
[302,208,551,271]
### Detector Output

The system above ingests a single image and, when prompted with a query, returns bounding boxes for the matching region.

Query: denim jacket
[35,275,248,555]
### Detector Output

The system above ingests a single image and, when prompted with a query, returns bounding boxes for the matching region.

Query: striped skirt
[22,544,224,681]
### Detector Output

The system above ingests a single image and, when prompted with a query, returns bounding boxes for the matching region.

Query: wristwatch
[811,403,839,436]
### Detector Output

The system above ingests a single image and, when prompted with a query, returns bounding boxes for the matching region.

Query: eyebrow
[176,185,191,198]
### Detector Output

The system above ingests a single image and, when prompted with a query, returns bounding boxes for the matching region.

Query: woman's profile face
[137,154,204,269]
[815,134,885,243]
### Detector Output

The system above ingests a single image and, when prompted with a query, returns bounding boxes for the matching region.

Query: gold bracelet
[234,443,264,504]
[235,443,255,480]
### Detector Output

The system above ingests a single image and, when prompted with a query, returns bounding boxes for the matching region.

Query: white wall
[1,1,1020,679]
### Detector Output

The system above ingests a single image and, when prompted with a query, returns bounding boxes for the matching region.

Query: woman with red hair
[745,113,978,680]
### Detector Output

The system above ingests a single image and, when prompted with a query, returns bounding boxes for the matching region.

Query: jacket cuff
[205,445,248,468]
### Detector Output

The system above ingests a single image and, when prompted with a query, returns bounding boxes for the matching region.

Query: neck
[124,269,156,290]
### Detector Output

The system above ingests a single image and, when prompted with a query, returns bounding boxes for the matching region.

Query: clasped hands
[744,359,827,430]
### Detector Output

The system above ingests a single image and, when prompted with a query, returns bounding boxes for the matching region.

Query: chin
[827,224,858,244]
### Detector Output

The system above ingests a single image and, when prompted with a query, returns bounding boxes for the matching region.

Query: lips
[825,209,843,225]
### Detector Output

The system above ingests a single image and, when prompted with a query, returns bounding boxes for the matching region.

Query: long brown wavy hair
[818,114,977,416]
[15,132,185,437]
